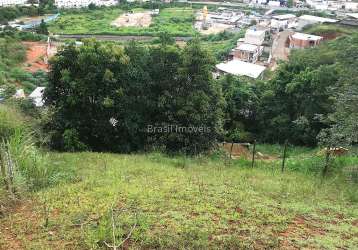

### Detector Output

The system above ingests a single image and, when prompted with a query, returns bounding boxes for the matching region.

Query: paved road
[188,1,309,12]
[54,34,193,42]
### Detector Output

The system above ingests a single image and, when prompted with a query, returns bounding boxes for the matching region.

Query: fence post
[251,140,256,168]
[281,140,288,172]
[229,142,234,159]
[322,148,331,177]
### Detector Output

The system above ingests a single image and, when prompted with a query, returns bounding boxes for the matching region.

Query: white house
[271,14,296,30]
[244,29,266,46]
[216,60,266,79]
[0,0,27,6]
[268,1,281,7]
[29,87,46,107]
[55,0,118,8]
[231,43,263,63]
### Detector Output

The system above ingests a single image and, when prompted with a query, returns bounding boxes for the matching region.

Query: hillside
[0,152,357,249]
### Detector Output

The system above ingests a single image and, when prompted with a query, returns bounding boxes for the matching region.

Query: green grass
[0,151,357,249]
[303,24,358,38]
[48,7,197,37]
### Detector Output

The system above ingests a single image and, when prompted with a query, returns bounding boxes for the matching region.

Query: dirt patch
[0,199,37,249]
[279,215,326,249]
[222,143,251,159]
[221,143,277,160]
[0,198,76,249]
[111,12,152,28]
[22,42,49,73]
[197,22,234,35]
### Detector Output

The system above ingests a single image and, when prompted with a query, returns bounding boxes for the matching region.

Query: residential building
[289,32,323,49]
[231,43,263,63]
[55,0,117,8]
[0,0,27,7]
[268,1,281,7]
[216,60,266,79]
[271,14,296,30]
[345,2,358,11]
[244,29,266,46]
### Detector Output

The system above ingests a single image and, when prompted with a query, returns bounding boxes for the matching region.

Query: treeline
[44,38,223,154]
[40,34,358,153]
[222,33,358,146]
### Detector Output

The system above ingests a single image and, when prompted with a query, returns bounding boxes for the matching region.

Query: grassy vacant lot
[48,7,196,36]
[303,24,358,39]
[0,150,357,249]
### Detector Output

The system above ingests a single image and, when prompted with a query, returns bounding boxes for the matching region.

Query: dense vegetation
[0,11,357,249]
[221,33,358,146]
[44,38,223,154]
[41,32,358,154]
[48,7,196,36]
[0,2,56,25]
[1,151,357,249]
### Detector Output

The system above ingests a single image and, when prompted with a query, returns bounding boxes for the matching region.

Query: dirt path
[271,30,293,69]
[0,199,35,249]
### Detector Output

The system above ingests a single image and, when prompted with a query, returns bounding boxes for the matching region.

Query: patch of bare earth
[0,199,76,250]
[278,215,326,249]
[111,12,152,28]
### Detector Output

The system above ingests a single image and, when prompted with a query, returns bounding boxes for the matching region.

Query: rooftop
[237,43,259,52]
[292,32,322,41]
[347,13,358,19]
[272,14,296,20]
[216,60,266,79]
[298,15,337,23]
[246,29,266,36]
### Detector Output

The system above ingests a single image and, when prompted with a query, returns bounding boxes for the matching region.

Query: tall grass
[0,104,76,196]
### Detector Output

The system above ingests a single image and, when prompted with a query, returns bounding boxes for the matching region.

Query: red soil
[22,42,49,73]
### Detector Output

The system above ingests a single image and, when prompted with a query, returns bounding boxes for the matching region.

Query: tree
[44,39,224,154]
[155,38,224,154]
[36,19,48,35]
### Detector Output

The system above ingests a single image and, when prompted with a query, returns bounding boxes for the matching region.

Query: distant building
[297,15,338,30]
[340,13,358,26]
[0,0,28,7]
[244,29,266,46]
[55,0,117,8]
[231,43,263,63]
[289,32,323,49]
[345,2,358,11]
[271,14,296,30]
[216,60,266,79]
[268,0,281,7]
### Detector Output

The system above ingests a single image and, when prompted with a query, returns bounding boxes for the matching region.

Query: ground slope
[0,152,357,249]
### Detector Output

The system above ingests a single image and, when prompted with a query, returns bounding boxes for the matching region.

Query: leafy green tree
[44,39,224,154]
[220,75,260,142]
[156,38,224,153]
